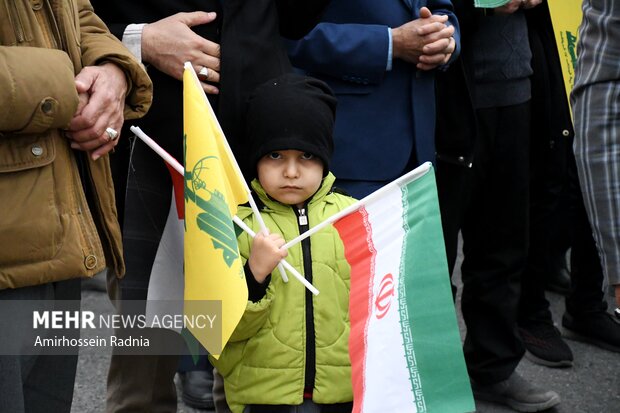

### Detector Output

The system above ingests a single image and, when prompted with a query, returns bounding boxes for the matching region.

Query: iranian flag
[332,163,473,413]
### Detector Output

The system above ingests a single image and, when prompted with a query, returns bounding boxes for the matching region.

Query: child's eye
[268,152,282,160]
[301,152,314,160]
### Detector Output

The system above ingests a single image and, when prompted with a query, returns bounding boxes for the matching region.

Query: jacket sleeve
[103,23,128,41]
[0,47,79,134]
[287,0,461,84]
[77,0,152,120]
[288,23,391,85]
[228,219,274,343]
[436,0,462,66]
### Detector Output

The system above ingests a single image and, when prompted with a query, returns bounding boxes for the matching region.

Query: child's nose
[284,161,300,178]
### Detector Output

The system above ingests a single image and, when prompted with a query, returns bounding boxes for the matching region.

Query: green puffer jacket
[212,173,356,413]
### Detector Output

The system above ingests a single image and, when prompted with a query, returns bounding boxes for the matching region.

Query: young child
[211,74,357,413]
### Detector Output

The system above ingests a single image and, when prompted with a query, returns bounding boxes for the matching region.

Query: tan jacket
[0,0,152,288]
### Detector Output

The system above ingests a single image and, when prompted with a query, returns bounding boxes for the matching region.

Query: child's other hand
[248,232,288,283]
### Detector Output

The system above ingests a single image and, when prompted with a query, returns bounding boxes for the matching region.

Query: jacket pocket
[0,134,64,267]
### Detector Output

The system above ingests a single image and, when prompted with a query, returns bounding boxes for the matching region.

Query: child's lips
[281,185,301,190]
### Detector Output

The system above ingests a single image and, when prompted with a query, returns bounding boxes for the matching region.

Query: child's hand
[248,232,288,283]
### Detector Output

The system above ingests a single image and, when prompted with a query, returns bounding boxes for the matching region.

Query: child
[211,74,357,413]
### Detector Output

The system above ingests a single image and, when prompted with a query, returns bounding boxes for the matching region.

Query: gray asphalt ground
[72,259,620,413]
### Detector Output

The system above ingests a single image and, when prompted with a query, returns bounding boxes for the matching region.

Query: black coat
[89,0,330,293]
[434,0,477,168]
[434,1,572,169]
[92,0,330,169]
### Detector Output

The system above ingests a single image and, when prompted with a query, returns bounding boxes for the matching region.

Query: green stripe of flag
[399,169,475,413]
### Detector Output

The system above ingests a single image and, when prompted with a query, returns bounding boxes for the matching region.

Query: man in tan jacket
[0,1,151,411]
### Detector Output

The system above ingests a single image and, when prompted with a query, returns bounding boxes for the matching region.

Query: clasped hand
[495,0,543,14]
[392,7,456,71]
[66,63,127,161]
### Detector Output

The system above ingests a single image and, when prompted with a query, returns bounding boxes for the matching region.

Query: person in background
[0,1,152,412]
[286,0,466,304]
[518,1,620,368]
[435,1,561,411]
[212,73,356,413]
[572,0,620,342]
[287,0,460,199]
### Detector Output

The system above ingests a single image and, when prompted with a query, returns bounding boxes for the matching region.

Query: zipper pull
[298,208,308,226]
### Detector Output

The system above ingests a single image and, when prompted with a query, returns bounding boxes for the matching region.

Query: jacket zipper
[46,0,65,51]
[295,205,316,396]
[8,1,25,42]
[75,152,106,268]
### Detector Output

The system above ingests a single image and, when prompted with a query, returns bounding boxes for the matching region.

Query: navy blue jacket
[288,0,460,185]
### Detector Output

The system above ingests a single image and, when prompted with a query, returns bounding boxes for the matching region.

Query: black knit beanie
[246,74,337,176]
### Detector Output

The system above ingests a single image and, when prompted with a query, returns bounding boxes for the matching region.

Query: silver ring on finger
[198,66,209,79]
[105,127,119,141]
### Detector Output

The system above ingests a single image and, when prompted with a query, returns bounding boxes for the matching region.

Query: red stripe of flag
[334,207,376,413]
[165,162,185,220]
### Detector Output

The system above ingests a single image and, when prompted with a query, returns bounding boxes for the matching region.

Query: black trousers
[520,133,606,324]
[436,160,473,276]
[112,138,173,300]
[0,279,81,413]
[460,102,530,384]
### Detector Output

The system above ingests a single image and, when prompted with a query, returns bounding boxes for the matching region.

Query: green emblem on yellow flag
[547,0,583,113]
[185,155,240,268]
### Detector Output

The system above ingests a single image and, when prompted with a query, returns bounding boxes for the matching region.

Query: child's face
[257,149,324,208]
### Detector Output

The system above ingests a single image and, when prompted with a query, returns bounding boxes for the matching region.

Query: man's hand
[393,7,455,71]
[495,0,542,15]
[414,7,456,71]
[66,63,128,161]
[142,12,221,94]
[522,0,543,9]
[417,36,455,70]
[615,285,620,307]
[248,232,288,284]
[392,7,451,65]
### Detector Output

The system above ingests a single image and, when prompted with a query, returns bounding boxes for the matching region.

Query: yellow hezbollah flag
[547,0,583,107]
[183,63,249,357]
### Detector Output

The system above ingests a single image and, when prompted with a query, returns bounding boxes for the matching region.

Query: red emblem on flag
[375,273,395,319]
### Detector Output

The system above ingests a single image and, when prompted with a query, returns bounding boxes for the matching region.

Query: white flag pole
[184,62,289,283]
[232,216,319,295]
[131,126,317,293]
[281,162,432,250]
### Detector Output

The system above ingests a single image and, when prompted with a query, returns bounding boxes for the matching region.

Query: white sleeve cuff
[122,23,147,63]
[387,28,394,71]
